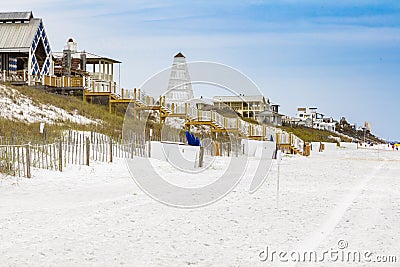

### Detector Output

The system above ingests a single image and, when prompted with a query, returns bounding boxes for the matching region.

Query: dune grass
[0,83,185,144]
[278,125,351,143]
[0,83,124,143]
[2,83,353,145]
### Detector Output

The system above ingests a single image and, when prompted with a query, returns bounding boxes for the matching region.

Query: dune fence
[0,131,149,178]
[1,129,262,178]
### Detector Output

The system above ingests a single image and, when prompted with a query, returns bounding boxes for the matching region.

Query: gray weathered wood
[26,144,31,178]
[86,137,90,166]
[198,146,204,168]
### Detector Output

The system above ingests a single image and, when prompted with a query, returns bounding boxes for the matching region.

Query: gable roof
[174,52,185,58]
[0,18,41,52]
[0,11,33,22]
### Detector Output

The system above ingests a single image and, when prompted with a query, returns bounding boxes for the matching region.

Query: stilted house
[213,95,269,119]
[52,39,121,92]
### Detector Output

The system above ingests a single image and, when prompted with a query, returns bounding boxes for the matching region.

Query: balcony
[88,72,113,82]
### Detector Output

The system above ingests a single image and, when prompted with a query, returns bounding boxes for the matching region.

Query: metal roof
[0,18,41,52]
[213,95,267,103]
[0,11,33,22]
[53,51,121,64]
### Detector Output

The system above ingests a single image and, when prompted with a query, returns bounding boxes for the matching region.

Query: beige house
[212,95,269,119]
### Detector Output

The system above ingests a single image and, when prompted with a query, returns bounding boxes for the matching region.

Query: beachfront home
[296,107,323,121]
[295,107,336,131]
[0,11,53,85]
[213,95,268,119]
[212,95,282,125]
[255,104,283,126]
[52,38,121,92]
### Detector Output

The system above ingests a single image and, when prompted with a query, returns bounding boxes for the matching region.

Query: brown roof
[174,52,185,58]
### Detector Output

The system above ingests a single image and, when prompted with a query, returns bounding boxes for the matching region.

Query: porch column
[28,50,32,85]
[111,63,114,81]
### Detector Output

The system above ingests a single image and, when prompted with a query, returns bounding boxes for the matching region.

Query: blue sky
[4,1,400,140]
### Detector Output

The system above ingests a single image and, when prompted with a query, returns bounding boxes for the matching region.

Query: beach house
[0,11,52,85]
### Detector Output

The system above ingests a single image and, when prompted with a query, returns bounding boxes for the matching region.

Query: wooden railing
[42,75,84,88]
[0,70,28,83]
[276,129,304,152]
[88,72,113,82]
[112,88,287,140]
[0,71,99,91]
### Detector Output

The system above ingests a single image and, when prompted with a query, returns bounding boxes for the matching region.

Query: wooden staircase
[83,88,307,155]
[278,144,303,155]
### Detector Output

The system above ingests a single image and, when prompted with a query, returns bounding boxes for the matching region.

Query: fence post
[236,138,239,157]
[198,146,204,168]
[86,137,90,166]
[59,139,62,172]
[148,140,151,158]
[26,143,31,178]
[109,138,113,163]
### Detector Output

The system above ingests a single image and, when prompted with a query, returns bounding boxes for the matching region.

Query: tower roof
[174,52,185,58]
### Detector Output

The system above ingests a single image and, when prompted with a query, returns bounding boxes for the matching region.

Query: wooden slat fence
[1,130,248,178]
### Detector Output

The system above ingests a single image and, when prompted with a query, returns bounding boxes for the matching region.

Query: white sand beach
[0,147,399,266]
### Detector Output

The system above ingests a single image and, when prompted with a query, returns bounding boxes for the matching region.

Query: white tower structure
[165,52,194,104]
